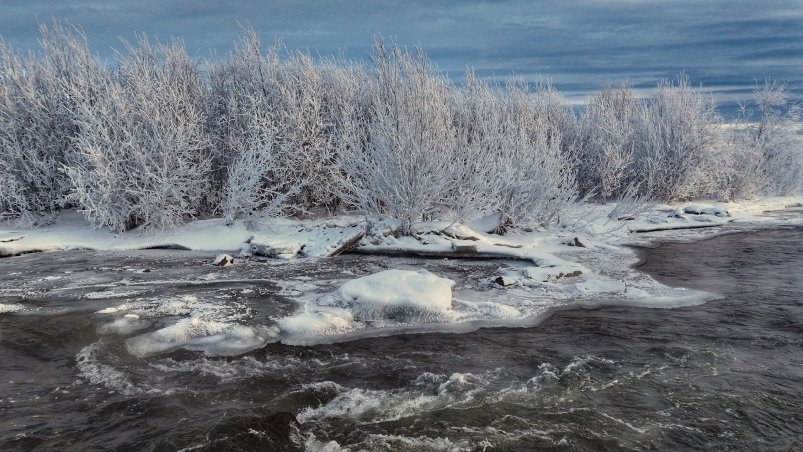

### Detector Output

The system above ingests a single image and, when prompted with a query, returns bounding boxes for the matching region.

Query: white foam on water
[149,353,360,383]
[353,433,472,452]
[75,342,139,395]
[297,371,491,425]
[83,289,144,300]
[304,434,346,452]
[0,303,26,313]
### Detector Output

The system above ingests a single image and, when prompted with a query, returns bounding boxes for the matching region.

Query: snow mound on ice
[125,318,276,357]
[276,306,355,338]
[337,269,455,315]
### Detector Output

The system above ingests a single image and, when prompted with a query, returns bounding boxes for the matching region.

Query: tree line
[1,23,800,234]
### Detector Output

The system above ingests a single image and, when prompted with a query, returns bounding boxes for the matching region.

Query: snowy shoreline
[2,196,801,352]
[1,197,799,258]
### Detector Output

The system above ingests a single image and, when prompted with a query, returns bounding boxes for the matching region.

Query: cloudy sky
[1,0,801,117]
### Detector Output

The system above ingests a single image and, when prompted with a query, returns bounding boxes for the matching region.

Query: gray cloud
[1,0,801,118]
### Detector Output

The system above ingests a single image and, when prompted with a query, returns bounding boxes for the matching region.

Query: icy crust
[0,212,369,258]
[93,294,278,357]
[4,197,800,350]
[125,318,274,358]
[272,229,715,345]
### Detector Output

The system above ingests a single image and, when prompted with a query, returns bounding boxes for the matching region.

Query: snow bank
[0,210,252,256]
[249,220,366,259]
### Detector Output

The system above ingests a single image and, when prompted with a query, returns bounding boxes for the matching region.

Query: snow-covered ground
[2,196,801,352]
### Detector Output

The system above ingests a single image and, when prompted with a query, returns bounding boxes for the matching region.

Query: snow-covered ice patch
[683,204,729,217]
[125,318,277,357]
[337,269,455,316]
[277,306,355,338]
[98,314,151,335]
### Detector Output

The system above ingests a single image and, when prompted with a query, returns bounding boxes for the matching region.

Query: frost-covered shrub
[3,23,799,233]
[744,80,802,196]
[634,75,720,201]
[220,101,301,225]
[66,38,211,232]
[0,22,99,223]
[449,72,507,223]
[575,83,639,201]
[489,80,577,232]
[336,40,459,235]
[208,28,362,214]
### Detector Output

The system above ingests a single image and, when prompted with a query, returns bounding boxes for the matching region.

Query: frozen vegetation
[0,23,800,234]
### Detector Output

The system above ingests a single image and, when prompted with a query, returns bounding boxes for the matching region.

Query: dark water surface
[1,227,801,451]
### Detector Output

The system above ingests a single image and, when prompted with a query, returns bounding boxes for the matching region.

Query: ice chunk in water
[125,318,277,357]
[337,269,455,315]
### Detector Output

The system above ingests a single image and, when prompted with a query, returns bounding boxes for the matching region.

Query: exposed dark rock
[555,270,583,280]
[212,254,235,267]
[567,237,586,247]
[494,275,516,286]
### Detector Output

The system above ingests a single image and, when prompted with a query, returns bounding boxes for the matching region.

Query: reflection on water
[1,227,801,450]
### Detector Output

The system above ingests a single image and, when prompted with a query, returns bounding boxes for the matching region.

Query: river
[1,226,801,450]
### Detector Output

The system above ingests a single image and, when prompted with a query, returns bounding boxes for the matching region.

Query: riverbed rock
[566,237,587,248]
[212,254,234,267]
[494,275,517,287]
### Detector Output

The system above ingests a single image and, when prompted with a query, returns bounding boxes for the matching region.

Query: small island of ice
[338,269,455,315]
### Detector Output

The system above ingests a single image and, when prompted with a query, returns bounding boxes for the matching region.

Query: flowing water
[1,227,801,451]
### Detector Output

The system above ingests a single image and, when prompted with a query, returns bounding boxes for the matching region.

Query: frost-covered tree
[0,22,100,223]
[3,23,800,232]
[575,83,639,201]
[634,75,720,201]
[448,72,506,223]
[208,28,358,213]
[489,80,577,232]
[220,101,301,225]
[715,81,801,200]
[336,40,459,235]
[66,37,211,232]
[748,80,802,195]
